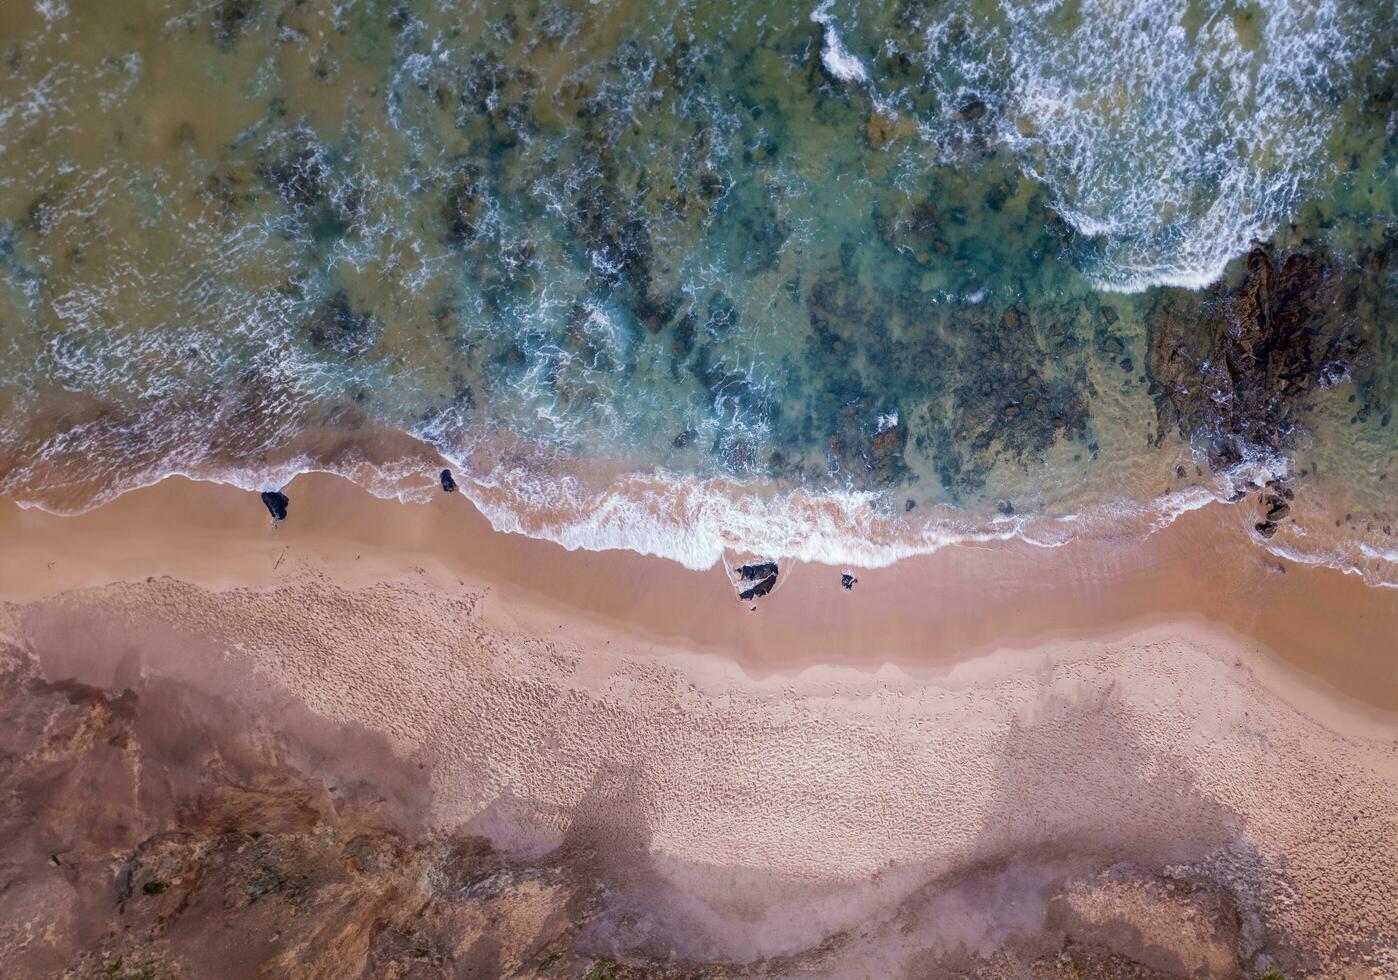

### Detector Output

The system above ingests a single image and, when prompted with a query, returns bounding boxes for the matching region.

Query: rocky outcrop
[1146,243,1374,470]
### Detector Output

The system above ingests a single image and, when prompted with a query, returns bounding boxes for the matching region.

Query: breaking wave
[9,419,1393,590]
[912,0,1371,292]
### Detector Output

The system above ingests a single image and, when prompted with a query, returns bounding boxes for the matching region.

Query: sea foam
[912,0,1368,293]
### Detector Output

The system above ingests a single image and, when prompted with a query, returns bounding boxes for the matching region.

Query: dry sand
[1,474,1396,977]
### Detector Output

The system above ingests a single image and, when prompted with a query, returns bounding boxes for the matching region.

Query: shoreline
[2,469,1396,719]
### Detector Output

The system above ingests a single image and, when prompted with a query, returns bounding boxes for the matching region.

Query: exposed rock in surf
[1255,520,1278,539]
[841,572,857,590]
[260,490,288,521]
[1145,243,1374,471]
[440,469,457,493]
[824,400,909,489]
[738,573,777,601]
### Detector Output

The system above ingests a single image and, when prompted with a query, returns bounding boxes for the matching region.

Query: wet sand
[3,471,1396,715]
[2,475,1397,976]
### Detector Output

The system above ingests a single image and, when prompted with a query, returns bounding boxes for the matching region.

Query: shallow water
[0,0,1394,576]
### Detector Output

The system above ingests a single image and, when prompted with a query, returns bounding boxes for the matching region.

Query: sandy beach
[1,475,1395,977]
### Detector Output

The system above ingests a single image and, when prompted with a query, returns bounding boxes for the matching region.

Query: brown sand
[1,475,1396,976]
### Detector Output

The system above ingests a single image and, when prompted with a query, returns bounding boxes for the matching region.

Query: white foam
[811,1,870,85]
[34,0,68,23]
[913,0,1369,292]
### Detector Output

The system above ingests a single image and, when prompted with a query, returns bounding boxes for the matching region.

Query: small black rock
[260,490,289,521]
[841,573,857,590]
[440,469,457,493]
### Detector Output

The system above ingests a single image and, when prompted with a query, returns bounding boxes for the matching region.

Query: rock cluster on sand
[440,469,457,493]
[735,561,778,601]
[1254,479,1295,539]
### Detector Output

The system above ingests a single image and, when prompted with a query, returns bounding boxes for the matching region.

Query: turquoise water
[0,0,1394,575]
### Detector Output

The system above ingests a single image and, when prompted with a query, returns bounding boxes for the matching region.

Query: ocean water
[0,0,1394,579]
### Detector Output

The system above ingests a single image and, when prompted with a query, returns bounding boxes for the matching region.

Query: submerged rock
[211,0,258,45]
[958,99,988,122]
[260,490,288,521]
[440,469,457,493]
[308,291,379,357]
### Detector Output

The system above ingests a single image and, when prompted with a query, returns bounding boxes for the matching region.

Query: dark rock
[841,573,857,590]
[996,500,1014,515]
[737,573,777,601]
[260,490,289,521]
[440,469,457,493]
[1265,499,1290,521]
[1254,520,1278,538]
[736,561,779,581]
